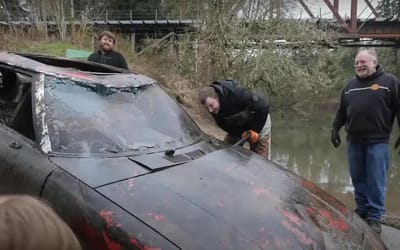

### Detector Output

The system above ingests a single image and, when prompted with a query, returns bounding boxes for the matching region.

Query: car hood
[95,147,384,250]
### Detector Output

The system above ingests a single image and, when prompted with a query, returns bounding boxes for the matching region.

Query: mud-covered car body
[0,51,385,249]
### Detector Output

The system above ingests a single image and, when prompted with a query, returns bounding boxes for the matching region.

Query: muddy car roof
[0,51,155,88]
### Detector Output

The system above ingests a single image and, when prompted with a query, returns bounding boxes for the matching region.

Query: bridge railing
[0,9,192,22]
[90,10,188,21]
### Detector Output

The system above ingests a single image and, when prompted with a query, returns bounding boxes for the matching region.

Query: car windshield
[38,74,202,155]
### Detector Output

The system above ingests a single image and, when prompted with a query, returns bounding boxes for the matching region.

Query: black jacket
[332,65,400,143]
[211,80,269,138]
[88,50,128,69]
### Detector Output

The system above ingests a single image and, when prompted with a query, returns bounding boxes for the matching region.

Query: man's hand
[330,129,341,148]
[242,130,259,144]
[394,136,400,154]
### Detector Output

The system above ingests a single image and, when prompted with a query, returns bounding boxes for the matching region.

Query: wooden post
[169,32,175,59]
[131,32,136,53]
[91,35,95,51]
[350,0,357,33]
[70,0,75,40]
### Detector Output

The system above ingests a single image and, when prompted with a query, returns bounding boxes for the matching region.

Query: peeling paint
[320,209,332,220]
[339,207,347,216]
[34,74,52,153]
[281,210,301,226]
[62,71,94,82]
[301,180,316,190]
[320,209,349,232]
[99,210,114,228]
[146,212,166,222]
[97,211,161,249]
[305,207,314,216]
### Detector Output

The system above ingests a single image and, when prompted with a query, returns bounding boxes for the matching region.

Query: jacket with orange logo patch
[332,65,400,143]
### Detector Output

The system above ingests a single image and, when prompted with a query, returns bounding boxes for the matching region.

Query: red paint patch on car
[328,219,349,232]
[62,71,94,81]
[281,210,301,226]
[339,206,348,216]
[143,247,161,250]
[305,207,314,216]
[252,188,270,196]
[154,215,165,221]
[320,209,333,220]
[102,231,122,250]
[129,238,140,246]
[301,180,315,190]
[99,210,114,228]
[97,211,161,250]
[129,237,161,250]
[147,213,166,222]
[71,218,108,250]
[319,208,349,232]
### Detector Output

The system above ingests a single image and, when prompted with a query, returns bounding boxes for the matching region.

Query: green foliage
[377,0,400,17]
[376,48,400,76]
[156,16,350,101]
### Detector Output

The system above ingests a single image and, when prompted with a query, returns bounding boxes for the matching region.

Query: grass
[15,41,91,57]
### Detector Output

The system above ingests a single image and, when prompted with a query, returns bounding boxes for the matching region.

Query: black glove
[394,136,400,154]
[330,129,341,148]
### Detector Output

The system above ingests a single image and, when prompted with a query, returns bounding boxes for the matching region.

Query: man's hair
[357,48,378,62]
[199,86,218,105]
[0,195,81,250]
[98,30,116,43]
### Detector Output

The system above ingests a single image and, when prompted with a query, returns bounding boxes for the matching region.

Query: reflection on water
[270,110,400,216]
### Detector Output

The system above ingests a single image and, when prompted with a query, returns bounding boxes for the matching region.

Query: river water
[270,109,400,216]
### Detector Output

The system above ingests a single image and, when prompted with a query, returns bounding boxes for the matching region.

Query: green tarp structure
[65,49,92,59]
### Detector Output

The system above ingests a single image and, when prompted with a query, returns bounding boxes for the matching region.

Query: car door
[0,69,56,195]
[0,126,57,195]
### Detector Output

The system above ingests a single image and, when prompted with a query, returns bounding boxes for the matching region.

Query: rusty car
[0,51,386,249]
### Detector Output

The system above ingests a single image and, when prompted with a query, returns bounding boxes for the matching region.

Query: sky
[292,0,380,19]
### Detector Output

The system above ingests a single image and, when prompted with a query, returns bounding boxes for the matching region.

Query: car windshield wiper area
[56,139,126,155]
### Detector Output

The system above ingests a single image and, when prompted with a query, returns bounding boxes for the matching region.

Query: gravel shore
[382,214,400,230]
